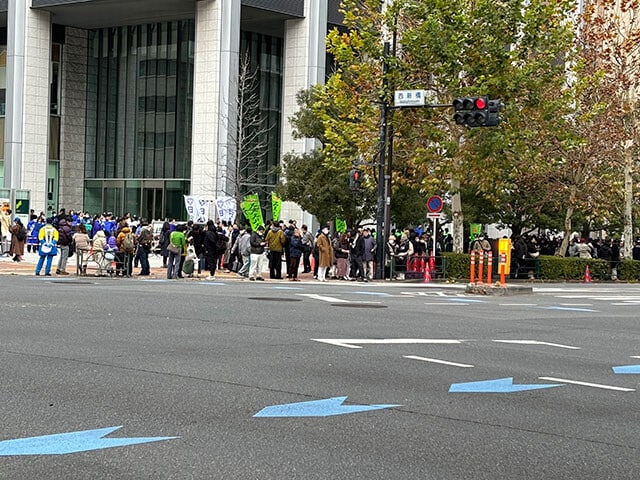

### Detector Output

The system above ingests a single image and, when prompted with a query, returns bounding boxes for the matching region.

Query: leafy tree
[278,149,377,227]
[577,0,640,257]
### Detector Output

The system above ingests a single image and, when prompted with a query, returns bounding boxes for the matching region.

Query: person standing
[349,227,366,281]
[300,225,314,273]
[249,226,267,281]
[287,228,304,281]
[73,224,91,274]
[235,227,252,278]
[316,226,333,282]
[265,222,286,279]
[56,215,73,275]
[9,218,27,262]
[135,221,154,276]
[203,220,220,281]
[166,224,186,279]
[334,233,351,280]
[116,224,137,277]
[159,221,171,268]
[362,228,376,281]
[0,207,12,255]
[35,221,59,276]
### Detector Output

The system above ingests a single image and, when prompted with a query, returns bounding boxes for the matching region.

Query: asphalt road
[1,276,640,479]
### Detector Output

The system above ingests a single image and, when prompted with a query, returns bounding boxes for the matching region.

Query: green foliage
[618,260,640,282]
[537,256,610,281]
[440,253,637,281]
[278,149,377,227]
[442,252,470,280]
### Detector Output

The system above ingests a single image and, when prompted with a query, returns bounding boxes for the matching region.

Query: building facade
[0,0,342,221]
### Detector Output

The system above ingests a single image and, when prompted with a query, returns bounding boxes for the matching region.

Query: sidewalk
[0,250,314,282]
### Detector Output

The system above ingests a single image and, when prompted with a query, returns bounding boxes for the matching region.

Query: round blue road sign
[427,195,443,213]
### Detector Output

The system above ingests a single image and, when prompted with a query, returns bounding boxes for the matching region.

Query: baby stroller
[103,247,117,276]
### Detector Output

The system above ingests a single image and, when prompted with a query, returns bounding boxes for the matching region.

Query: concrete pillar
[281,0,328,226]
[281,0,327,156]
[4,0,51,212]
[191,0,241,205]
[59,27,88,210]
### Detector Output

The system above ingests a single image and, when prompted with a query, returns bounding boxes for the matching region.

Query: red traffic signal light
[452,96,490,127]
[349,169,363,191]
[474,97,487,109]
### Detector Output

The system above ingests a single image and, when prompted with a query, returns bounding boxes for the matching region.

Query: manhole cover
[330,303,388,308]
[248,297,302,302]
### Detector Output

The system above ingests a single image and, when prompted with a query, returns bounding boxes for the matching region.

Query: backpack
[123,232,135,252]
[138,228,153,245]
[15,227,26,242]
[215,234,228,254]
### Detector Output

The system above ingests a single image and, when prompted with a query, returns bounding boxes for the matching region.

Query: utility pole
[375,42,391,280]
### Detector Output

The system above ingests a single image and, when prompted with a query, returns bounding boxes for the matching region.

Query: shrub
[439,252,638,281]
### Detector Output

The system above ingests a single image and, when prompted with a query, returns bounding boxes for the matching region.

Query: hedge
[441,253,640,282]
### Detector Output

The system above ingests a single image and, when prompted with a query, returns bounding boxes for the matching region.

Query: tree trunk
[558,205,574,257]
[623,146,634,259]
[451,180,464,253]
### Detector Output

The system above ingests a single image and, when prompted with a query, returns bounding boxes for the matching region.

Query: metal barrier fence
[388,254,445,280]
[76,250,133,277]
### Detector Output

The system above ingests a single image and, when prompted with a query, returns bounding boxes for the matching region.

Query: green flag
[335,218,347,234]
[470,223,482,242]
[271,192,282,222]
[241,194,264,231]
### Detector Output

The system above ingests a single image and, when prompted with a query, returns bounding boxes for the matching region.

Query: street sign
[426,195,443,213]
[427,213,442,220]
[394,90,426,107]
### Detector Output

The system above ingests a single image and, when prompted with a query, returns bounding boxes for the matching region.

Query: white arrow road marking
[404,355,474,368]
[311,339,463,349]
[539,377,635,392]
[493,340,581,350]
[298,294,350,303]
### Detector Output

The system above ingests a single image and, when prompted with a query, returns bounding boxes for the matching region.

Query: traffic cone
[423,262,432,283]
[584,265,591,283]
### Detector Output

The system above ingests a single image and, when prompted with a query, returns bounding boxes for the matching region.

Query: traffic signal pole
[375,41,390,280]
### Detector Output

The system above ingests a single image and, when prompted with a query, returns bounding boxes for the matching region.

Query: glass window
[85,21,195,182]
[50,44,62,115]
[0,46,5,116]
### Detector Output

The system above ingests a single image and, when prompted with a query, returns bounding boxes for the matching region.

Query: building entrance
[141,183,164,222]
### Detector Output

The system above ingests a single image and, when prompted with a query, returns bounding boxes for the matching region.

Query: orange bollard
[499,253,506,285]
[486,251,493,284]
[477,251,484,284]
[470,251,476,283]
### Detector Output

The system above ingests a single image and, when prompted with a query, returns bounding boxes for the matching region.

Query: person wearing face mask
[316,226,334,282]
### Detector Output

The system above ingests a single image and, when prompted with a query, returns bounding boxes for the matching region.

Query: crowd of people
[4,206,634,281]
[0,207,447,281]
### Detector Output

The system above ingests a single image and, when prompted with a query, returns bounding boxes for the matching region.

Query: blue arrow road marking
[0,426,179,456]
[449,377,564,393]
[254,396,400,417]
[613,365,640,374]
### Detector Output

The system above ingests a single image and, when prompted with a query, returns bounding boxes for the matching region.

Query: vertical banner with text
[215,196,237,223]
[271,192,282,222]
[184,195,208,224]
[240,194,264,231]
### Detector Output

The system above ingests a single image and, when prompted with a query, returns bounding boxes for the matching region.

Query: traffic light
[453,96,489,127]
[485,99,504,127]
[349,169,362,191]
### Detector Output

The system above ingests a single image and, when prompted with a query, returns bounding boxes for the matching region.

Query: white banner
[184,195,208,224]
[215,196,237,223]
